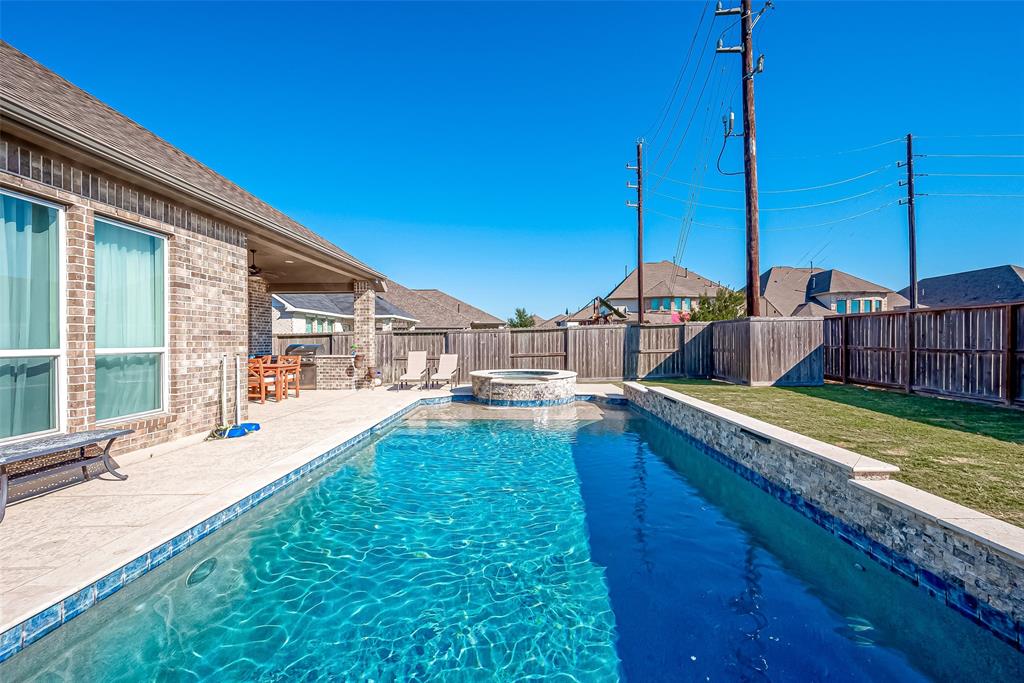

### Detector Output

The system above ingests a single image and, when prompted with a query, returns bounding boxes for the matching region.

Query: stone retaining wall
[624,382,1024,649]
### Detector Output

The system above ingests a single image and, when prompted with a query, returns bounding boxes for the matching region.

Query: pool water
[4,407,1021,681]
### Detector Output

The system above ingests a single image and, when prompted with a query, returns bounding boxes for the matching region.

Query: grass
[639,379,1024,527]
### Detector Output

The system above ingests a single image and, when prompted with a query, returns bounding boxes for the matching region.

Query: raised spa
[469,369,577,406]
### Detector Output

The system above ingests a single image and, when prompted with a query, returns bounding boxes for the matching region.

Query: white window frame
[93,216,169,424]
[0,188,68,444]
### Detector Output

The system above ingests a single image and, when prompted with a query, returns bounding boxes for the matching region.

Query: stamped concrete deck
[0,383,622,635]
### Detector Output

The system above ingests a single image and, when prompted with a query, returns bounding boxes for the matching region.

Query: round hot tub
[469,369,577,407]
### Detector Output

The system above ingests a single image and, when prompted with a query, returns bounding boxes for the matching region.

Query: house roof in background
[377,280,503,329]
[900,265,1024,307]
[792,301,835,317]
[537,313,569,328]
[273,293,416,320]
[530,314,546,327]
[606,261,721,300]
[413,288,504,326]
[0,41,384,282]
[759,266,823,317]
[806,269,893,297]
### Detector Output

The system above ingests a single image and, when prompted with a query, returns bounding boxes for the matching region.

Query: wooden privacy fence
[275,324,717,385]
[823,302,1023,406]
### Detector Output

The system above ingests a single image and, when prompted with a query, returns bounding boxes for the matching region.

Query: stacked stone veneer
[313,356,355,390]
[1,134,248,467]
[624,382,1024,649]
[352,280,376,388]
[470,372,576,406]
[247,276,272,356]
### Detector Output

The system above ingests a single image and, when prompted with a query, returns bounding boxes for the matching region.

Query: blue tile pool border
[628,401,1024,653]
[0,392,628,664]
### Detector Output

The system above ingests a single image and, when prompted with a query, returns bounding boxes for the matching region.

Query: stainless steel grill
[284,344,323,390]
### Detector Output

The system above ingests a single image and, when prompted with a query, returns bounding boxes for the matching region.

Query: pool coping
[0,391,626,664]
[624,382,1024,652]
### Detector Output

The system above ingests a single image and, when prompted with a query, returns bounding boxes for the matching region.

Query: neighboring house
[0,42,385,452]
[530,314,546,327]
[272,293,417,333]
[758,266,908,316]
[537,313,570,328]
[378,280,504,330]
[898,265,1024,308]
[605,261,721,317]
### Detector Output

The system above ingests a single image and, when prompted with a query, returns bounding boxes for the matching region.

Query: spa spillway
[469,369,577,407]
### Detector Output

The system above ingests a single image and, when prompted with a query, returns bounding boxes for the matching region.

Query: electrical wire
[649,200,901,232]
[913,133,1024,139]
[917,173,1024,178]
[760,137,903,160]
[919,154,1024,159]
[919,192,1024,198]
[644,1,712,144]
[651,162,896,193]
[650,181,899,211]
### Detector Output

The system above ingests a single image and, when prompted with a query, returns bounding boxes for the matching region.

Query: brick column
[65,203,95,431]
[353,280,377,388]
[247,276,272,356]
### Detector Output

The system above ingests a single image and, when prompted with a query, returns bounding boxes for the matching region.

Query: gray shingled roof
[0,41,383,281]
[758,267,822,317]
[607,261,721,299]
[806,269,893,297]
[377,280,503,329]
[900,265,1024,307]
[273,293,416,320]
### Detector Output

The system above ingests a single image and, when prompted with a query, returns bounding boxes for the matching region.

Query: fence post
[564,327,574,372]
[840,317,849,384]
[909,311,917,395]
[1005,304,1018,405]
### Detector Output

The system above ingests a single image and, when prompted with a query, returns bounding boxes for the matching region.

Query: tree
[689,287,745,322]
[507,307,535,328]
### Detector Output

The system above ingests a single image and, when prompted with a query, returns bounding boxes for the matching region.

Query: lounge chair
[430,353,458,388]
[399,350,428,389]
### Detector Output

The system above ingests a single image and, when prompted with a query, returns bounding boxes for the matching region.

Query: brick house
[0,42,385,455]
[757,267,909,317]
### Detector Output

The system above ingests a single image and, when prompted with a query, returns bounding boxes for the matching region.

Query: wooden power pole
[717,0,769,317]
[627,138,645,324]
[901,133,919,308]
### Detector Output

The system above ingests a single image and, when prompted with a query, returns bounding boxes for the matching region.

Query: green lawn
[640,379,1024,527]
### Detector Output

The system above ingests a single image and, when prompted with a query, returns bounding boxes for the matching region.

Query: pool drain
[186,558,217,586]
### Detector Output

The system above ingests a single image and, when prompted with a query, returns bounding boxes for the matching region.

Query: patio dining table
[257,360,299,401]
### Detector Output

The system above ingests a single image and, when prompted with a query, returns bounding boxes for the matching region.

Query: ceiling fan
[248,249,263,276]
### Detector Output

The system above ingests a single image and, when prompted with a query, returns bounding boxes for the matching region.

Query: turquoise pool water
[3,406,1022,681]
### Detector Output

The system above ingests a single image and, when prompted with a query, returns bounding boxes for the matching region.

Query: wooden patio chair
[279,355,301,398]
[248,357,278,404]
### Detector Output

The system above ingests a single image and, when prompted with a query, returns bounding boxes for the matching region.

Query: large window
[94,218,166,421]
[0,191,64,441]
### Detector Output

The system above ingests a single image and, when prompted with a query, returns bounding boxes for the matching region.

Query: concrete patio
[0,384,622,637]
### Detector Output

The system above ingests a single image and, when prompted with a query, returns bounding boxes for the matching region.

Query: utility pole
[901,133,918,308]
[627,138,645,324]
[717,0,770,317]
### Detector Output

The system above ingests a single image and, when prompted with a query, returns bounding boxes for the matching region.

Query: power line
[650,53,721,188]
[919,192,1024,198]
[650,181,898,211]
[649,200,901,232]
[760,137,903,160]
[645,1,712,144]
[917,172,1024,178]
[650,162,896,193]
[919,154,1024,159]
[913,133,1024,139]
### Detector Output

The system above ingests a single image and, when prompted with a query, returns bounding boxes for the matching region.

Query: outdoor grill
[284,344,323,390]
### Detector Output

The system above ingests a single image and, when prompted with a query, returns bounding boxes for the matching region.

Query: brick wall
[248,276,272,356]
[2,133,249,467]
[313,356,355,390]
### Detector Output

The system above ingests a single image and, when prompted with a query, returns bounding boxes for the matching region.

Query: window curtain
[95,220,164,420]
[95,220,164,348]
[1,194,59,438]
[1,195,58,350]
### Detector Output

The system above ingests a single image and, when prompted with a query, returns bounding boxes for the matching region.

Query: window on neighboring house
[836,299,847,314]
[94,218,166,422]
[662,297,671,311]
[674,297,682,310]
[851,300,861,314]
[874,300,883,312]
[684,297,692,311]
[650,299,660,311]
[1,191,63,441]
[305,318,313,333]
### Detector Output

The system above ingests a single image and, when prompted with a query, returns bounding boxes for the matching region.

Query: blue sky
[3,1,1022,319]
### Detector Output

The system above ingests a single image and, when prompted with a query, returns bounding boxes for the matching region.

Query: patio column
[353,280,377,388]
[248,275,272,356]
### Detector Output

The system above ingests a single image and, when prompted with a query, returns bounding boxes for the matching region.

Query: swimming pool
[3,404,1021,681]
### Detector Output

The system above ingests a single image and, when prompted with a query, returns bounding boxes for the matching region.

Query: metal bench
[0,428,133,523]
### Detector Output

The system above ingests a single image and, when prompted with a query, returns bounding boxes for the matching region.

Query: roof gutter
[0,97,386,284]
